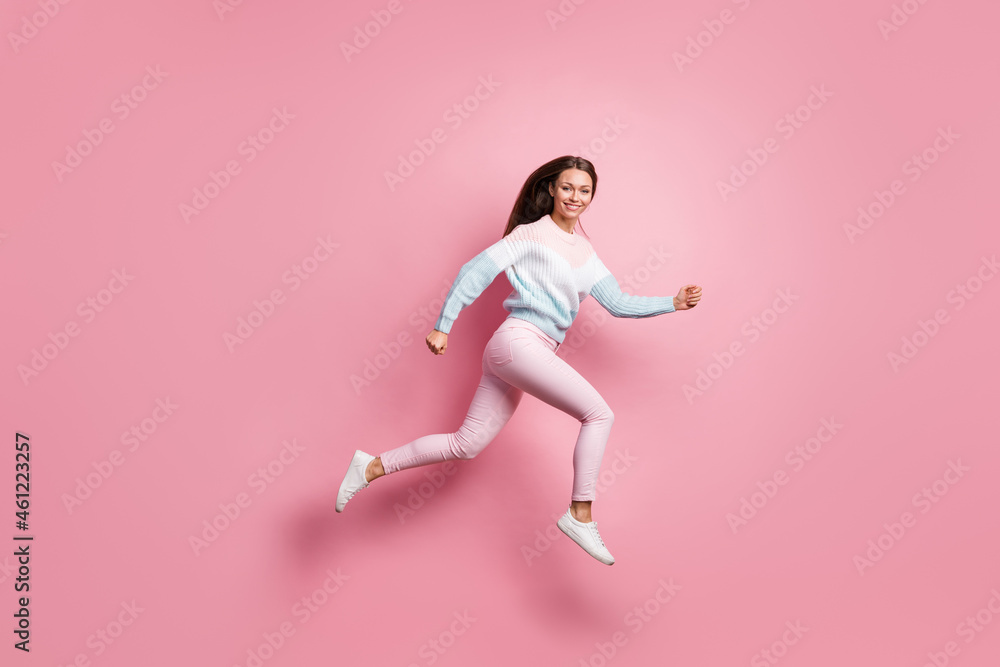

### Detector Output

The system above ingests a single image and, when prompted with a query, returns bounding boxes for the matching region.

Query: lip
[564,203,581,210]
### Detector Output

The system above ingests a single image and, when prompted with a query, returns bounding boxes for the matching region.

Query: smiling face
[548,168,593,222]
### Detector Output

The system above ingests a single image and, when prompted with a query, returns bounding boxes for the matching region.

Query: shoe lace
[588,522,607,549]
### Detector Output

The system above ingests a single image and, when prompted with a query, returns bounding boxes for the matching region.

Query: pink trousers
[378,317,614,502]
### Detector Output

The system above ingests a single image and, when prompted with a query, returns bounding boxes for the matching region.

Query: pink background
[3,0,999,665]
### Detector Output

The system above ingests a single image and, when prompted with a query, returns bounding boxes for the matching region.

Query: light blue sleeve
[434,237,518,334]
[588,254,676,318]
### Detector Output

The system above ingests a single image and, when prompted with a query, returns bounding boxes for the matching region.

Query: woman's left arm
[588,254,701,317]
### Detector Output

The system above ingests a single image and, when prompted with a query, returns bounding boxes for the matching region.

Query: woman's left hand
[673,284,702,310]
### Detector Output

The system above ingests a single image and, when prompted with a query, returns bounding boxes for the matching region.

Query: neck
[549,212,576,234]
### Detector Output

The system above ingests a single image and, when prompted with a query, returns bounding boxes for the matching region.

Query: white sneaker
[557,508,615,565]
[336,450,376,512]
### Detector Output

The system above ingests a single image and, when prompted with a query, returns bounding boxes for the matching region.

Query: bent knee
[583,402,614,425]
[453,446,479,460]
[451,431,490,460]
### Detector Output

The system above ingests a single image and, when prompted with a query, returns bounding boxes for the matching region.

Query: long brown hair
[502,155,597,238]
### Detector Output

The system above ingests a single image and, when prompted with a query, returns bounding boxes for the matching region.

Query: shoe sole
[336,451,368,513]
[557,514,615,565]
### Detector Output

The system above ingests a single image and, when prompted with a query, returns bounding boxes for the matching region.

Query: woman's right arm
[426,329,448,355]
[428,235,520,354]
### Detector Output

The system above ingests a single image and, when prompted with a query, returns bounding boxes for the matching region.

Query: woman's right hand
[426,329,448,355]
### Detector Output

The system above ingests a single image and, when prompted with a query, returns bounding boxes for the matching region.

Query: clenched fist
[674,284,703,310]
[426,329,448,355]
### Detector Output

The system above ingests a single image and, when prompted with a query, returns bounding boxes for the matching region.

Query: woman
[336,155,702,565]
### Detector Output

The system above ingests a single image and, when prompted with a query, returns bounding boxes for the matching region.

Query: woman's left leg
[488,329,615,506]
[485,323,618,564]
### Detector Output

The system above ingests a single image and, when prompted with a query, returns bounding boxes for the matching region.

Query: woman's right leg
[374,345,524,477]
[336,332,523,512]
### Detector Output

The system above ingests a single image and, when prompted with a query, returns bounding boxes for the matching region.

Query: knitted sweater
[434,214,675,344]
